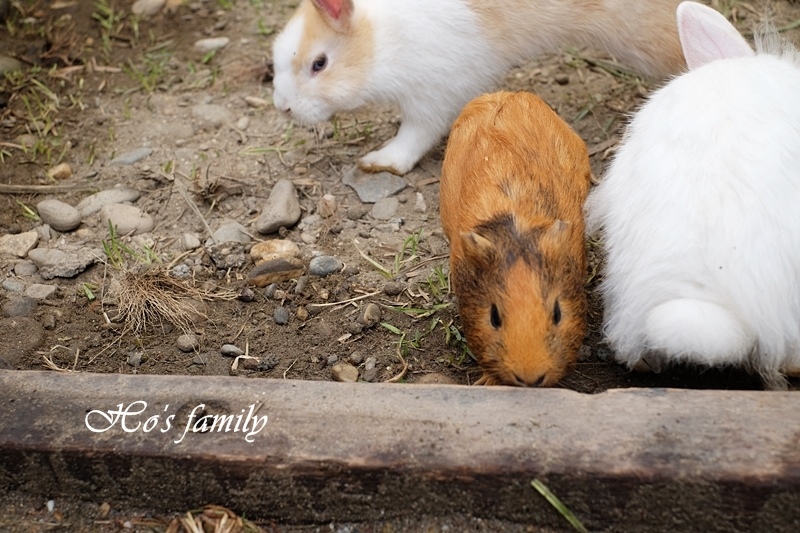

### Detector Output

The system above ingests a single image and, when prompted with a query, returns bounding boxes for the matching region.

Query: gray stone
[364,356,377,371]
[273,306,290,325]
[110,147,153,166]
[191,104,233,129]
[362,367,379,382]
[194,37,230,53]
[2,297,37,318]
[171,264,191,278]
[357,303,381,328]
[331,362,359,383]
[13,261,37,277]
[349,351,365,365]
[342,166,408,203]
[309,255,342,277]
[0,231,38,258]
[256,179,301,234]
[36,199,81,232]
[77,188,140,217]
[2,279,24,293]
[212,221,250,244]
[221,344,244,357]
[177,334,199,353]
[414,192,428,213]
[370,197,399,220]
[0,55,22,76]
[100,203,154,235]
[192,353,208,365]
[181,233,201,251]
[27,246,101,280]
[383,281,405,296]
[127,352,143,367]
[235,116,250,131]
[131,0,165,16]
[346,205,370,221]
[327,355,339,366]
[24,284,57,300]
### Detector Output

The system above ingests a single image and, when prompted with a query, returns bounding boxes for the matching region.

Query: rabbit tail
[644,299,755,366]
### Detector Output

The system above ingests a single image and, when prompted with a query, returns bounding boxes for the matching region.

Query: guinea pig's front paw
[358,147,416,176]
[473,372,501,386]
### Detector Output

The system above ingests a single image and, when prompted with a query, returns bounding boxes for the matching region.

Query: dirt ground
[1,0,799,530]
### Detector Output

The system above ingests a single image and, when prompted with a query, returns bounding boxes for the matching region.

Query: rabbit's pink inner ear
[677,1,754,70]
[311,0,353,25]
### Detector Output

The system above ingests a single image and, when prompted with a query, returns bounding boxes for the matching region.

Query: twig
[385,333,409,383]
[174,178,216,244]
[283,358,298,379]
[308,290,381,308]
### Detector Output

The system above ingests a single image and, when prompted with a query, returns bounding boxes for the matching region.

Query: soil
[1,0,799,531]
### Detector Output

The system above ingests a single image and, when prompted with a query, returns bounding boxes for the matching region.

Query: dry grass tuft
[166,505,265,533]
[108,267,238,336]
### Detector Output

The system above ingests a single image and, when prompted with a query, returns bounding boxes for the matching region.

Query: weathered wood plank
[0,370,798,532]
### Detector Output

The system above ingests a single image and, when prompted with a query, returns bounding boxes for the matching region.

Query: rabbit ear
[311,0,354,32]
[677,2,754,70]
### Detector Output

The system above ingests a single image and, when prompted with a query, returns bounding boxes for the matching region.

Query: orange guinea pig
[440,90,591,386]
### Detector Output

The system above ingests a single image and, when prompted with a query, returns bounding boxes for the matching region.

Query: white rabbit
[271,0,688,175]
[586,1,800,389]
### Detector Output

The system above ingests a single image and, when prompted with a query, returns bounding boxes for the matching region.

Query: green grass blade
[531,479,588,533]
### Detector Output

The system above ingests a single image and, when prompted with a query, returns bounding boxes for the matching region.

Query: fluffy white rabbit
[587,1,800,389]
[271,0,688,175]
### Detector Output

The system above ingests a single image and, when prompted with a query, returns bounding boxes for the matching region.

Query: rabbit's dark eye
[312,54,328,73]
[490,304,502,329]
[553,300,561,325]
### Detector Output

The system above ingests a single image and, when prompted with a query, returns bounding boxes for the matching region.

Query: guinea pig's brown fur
[440,90,591,386]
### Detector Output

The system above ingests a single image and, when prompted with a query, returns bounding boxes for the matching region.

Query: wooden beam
[0,370,798,531]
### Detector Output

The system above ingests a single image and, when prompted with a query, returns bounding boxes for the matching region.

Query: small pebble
[250,239,300,264]
[177,334,199,352]
[273,306,290,325]
[192,353,208,365]
[309,255,343,277]
[244,96,269,108]
[364,356,377,371]
[256,179,301,234]
[346,205,369,221]
[194,36,230,53]
[127,352,143,367]
[37,199,81,232]
[294,275,308,294]
[181,233,201,251]
[0,230,38,258]
[212,220,250,244]
[24,283,57,300]
[238,287,256,302]
[110,147,153,166]
[273,289,286,300]
[349,351,365,365]
[295,306,309,321]
[13,261,37,277]
[100,203,154,235]
[327,355,339,366]
[317,194,337,218]
[221,344,244,357]
[2,278,24,293]
[554,74,570,85]
[264,283,277,299]
[346,323,363,335]
[132,0,165,16]
[0,55,23,76]
[383,281,405,296]
[46,500,55,513]
[331,362,359,383]
[235,116,250,130]
[171,264,191,278]
[361,367,378,382]
[76,187,140,217]
[46,163,72,180]
[342,266,360,277]
[413,192,427,213]
[370,197,400,220]
[300,231,317,245]
[357,303,381,327]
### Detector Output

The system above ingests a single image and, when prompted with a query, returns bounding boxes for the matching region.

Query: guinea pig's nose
[513,373,547,387]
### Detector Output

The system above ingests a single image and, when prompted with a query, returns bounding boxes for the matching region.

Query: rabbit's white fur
[587,2,800,387]
[272,0,686,175]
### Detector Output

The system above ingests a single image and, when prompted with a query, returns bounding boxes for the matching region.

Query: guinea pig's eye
[311,54,328,74]
[553,300,561,325]
[490,304,502,329]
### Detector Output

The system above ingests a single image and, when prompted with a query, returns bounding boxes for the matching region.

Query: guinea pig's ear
[542,220,569,244]
[311,0,354,33]
[460,232,495,261]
